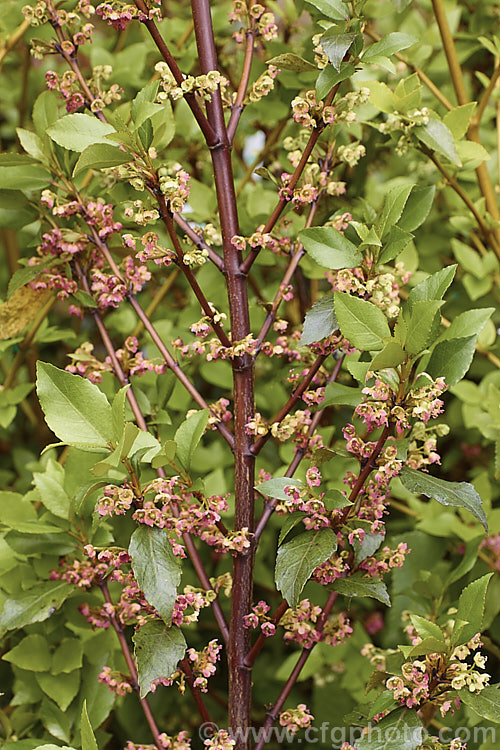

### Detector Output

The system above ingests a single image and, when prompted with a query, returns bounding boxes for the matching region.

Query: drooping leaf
[320,30,356,71]
[0,581,73,637]
[459,684,500,723]
[356,708,424,750]
[299,226,362,270]
[333,573,391,606]
[267,53,317,72]
[362,33,417,62]
[416,119,461,166]
[300,294,338,346]
[275,528,337,607]
[426,335,477,386]
[255,477,303,502]
[36,362,115,448]
[174,409,209,469]
[440,308,495,341]
[133,621,186,698]
[47,114,116,152]
[129,526,182,623]
[334,292,391,351]
[73,143,130,176]
[400,467,487,531]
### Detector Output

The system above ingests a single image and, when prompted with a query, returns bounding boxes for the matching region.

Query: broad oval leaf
[129,526,182,623]
[174,409,209,470]
[426,335,477,386]
[0,581,73,637]
[400,467,488,531]
[320,30,356,71]
[356,707,424,750]
[47,114,116,152]
[459,684,500,723]
[73,143,130,176]
[416,119,461,166]
[334,292,390,351]
[275,528,337,607]
[299,226,362,270]
[36,362,115,448]
[300,294,338,346]
[255,476,303,501]
[333,572,391,606]
[133,620,186,698]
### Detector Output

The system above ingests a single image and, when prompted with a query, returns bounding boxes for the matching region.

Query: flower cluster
[379,108,431,156]
[230,2,278,43]
[359,542,410,577]
[50,545,130,589]
[90,257,151,308]
[98,666,133,696]
[243,600,276,637]
[45,65,121,113]
[157,165,191,212]
[96,0,161,31]
[123,199,160,226]
[246,65,279,103]
[152,640,222,694]
[291,89,336,129]
[155,63,227,103]
[278,599,353,649]
[66,338,164,382]
[327,261,411,319]
[203,730,234,750]
[172,333,258,362]
[278,704,313,735]
[125,731,191,750]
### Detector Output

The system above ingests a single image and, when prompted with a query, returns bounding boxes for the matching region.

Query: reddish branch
[173,212,225,272]
[227,27,255,142]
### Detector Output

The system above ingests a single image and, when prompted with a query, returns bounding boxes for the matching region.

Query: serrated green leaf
[408,265,457,305]
[400,467,488,531]
[398,186,435,232]
[174,409,209,470]
[405,299,444,354]
[305,0,349,20]
[333,573,391,606]
[453,573,493,644]
[275,528,337,607]
[0,581,72,637]
[440,308,494,341]
[300,226,362,270]
[363,33,417,62]
[47,114,116,152]
[320,30,356,71]
[133,621,186,698]
[73,143,130,176]
[300,294,338,346]
[427,335,477,386]
[81,701,98,750]
[321,381,363,407]
[129,526,182,623]
[416,119,461,166]
[409,614,445,643]
[459,684,500,723]
[334,292,390,351]
[370,340,406,370]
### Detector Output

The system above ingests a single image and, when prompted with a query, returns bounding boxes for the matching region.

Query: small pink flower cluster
[359,542,410,577]
[274,483,331,531]
[46,68,90,112]
[279,600,353,651]
[230,2,278,43]
[231,230,284,255]
[172,333,258,363]
[90,257,151,308]
[125,731,191,750]
[278,704,313,735]
[322,612,353,646]
[50,545,130,589]
[291,90,336,129]
[203,730,234,750]
[153,639,222,694]
[80,570,156,629]
[327,263,411,320]
[312,554,349,585]
[96,0,161,30]
[279,173,318,206]
[171,587,214,627]
[96,484,135,517]
[98,666,133,696]
[243,600,276,637]
[123,232,175,267]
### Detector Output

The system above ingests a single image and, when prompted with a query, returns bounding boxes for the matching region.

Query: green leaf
[378,226,413,263]
[133,621,186,698]
[17,128,45,161]
[398,185,435,232]
[334,292,391,351]
[352,528,385,564]
[305,0,349,20]
[320,30,356,71]
[362,33,417,62]
[447,535,482,584]
[73,143,130,176]
[356,708,424,750]
[33,91,58,136]
[408,265,457,305]
[400,467,488,531]
[426,335,477,386]
[174,409,209,469]
[300,294,338,346]
[0,190,37,229]
[321,381,363,407]
[333,573,391,606]
[267,53,317,72]
[440,308,495,341]
[3,634,51,671]
[316,63,356,99]
[459,684,500,723]
[409,614,445,643]
[47,114,116,152]
[370,340,406,370]
[81,701,98,750]
[299,226,362,270]
[52,639,83,675]
[129,526,182,623]
[376,183,414,237]
[275,528,337,607]
[278,513,308,546]
[36,362,114,448]
[112,385,130,441]
[256,477,303,501]
[454,573,493,644]
[0,153,50,191]
[33,458,71,520]
[401,637,447,658]
[443,103,476,140]
[0,581,72,637]
[404,300,444,354]
[36,671,80,712]
[416,119,461,166]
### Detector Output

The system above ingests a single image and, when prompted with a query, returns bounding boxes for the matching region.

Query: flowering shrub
[0,1,499,750]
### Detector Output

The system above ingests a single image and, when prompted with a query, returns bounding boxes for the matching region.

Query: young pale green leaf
[459,684,500,723]
[133,621,186,698]
[299,226,362,270]
[400,467,488,531]
[440,308,495,342]
[443,103,476,139]
[36,670,80,712]
[0,581,72,637]
[300,294,338,346]
[376,183,414,238]
[0,153,50,191]
[397,185,435,232]
[334,292,391,351]
[427,335,477,386]
[378,226,413,264]
[80,701,98,750]
[129,526,182,623]
[73,143,130,176]
[333,573,391,606]
[404,300,444,355]
[52,638,83,674]
[267,53,317,72]
[416,119,461,166]
[408,265,457,306]
[3,634,51,671]
[453,573,493,644]
[321,381,363,407]
[174,409,209,469]
[409,614,445,644]
[256,477,303,501]
[402,637,448,658]
[275,528,337,607]
[370,340,406,371]
[36,362,115,448]
[17,128,45,161]
[320,30,356,71]
[356,708,424,750]
[305,0,349,20]
[362,33,417,62]
[47,114,116,152]
[33,458,71,520]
